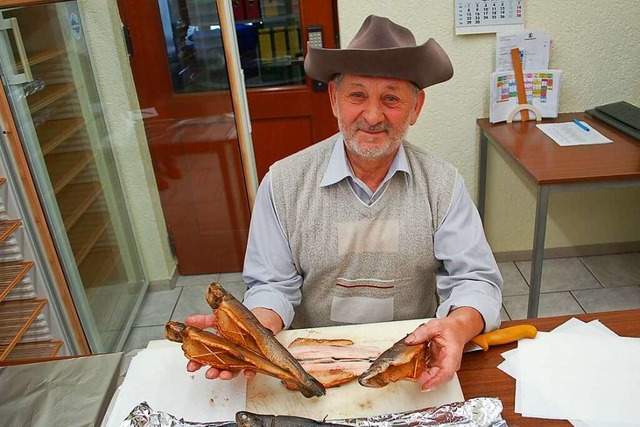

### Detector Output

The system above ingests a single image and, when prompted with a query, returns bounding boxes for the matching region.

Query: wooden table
[458,308,640,426]
[477,113,640,317]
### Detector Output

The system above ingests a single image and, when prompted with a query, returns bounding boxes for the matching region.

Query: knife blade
[465,325,538,352]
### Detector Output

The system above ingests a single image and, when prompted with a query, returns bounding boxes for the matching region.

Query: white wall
[80,1,176,283]
[337,0,640,252]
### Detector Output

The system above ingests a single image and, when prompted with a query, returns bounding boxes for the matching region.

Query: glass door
[0,1,146,352]
[118,0,252,274]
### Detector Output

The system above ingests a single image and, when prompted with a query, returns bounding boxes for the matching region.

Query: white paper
[499,318,636,426]
[518,332,640,423]
[489,70,561,123]
[536,121,612,146]
[496,29,551,71]
[104,346,247,426]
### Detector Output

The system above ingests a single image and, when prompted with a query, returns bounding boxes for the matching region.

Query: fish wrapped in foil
[119,398,507,427]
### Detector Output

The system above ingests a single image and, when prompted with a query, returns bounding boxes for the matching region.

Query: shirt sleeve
[242,172,301,329]
[434,173,504,332]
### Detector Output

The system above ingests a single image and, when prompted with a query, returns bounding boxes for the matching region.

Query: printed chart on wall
[490,70,561,123]
[455,0,525,35]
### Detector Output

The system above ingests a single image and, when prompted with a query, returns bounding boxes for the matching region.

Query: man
[187,15,502,392]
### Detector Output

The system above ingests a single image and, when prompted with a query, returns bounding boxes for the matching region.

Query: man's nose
[361,101,384,126]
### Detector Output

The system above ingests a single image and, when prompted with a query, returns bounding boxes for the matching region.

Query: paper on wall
[496,29,551,71]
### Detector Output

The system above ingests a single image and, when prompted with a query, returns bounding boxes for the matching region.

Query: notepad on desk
[536,121,612,146]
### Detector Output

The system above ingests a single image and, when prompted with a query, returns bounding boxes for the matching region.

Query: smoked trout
[357,334,427,388]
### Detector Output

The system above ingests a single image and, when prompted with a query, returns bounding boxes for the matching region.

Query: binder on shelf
[232,0,246,21]
[287,26,301,57]
[244,0,261,20]
[586,101,640,141]
[258,29,273,63]
[272,26,287,60]
[261,0,280,18]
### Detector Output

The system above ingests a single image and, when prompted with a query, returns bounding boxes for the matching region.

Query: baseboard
[493,241,640,262]
[148,266,179,291]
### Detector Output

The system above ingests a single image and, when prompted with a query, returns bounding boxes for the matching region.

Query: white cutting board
[103,343,246,426]
[246,318,464,419]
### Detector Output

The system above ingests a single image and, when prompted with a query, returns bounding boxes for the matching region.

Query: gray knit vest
[270,134,456,329]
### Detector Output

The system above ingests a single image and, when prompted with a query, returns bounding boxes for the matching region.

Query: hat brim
[303,38,453,89]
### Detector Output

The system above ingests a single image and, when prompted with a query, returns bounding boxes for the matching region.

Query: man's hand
[404,307,484,391]
[183,308,284,380]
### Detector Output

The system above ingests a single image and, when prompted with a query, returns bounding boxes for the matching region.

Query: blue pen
[572,119,590,132]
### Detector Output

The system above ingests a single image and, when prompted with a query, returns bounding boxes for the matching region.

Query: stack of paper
[490,29,560,123]
[498,318,640,426]
[496,30,551,72]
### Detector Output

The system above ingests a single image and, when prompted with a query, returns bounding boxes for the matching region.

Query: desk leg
[528,185,550,318]
[478,131,488,223]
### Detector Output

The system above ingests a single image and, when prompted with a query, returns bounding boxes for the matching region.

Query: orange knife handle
[471,325,537,351]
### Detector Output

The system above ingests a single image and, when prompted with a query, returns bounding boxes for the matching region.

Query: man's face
[328,74,425,160]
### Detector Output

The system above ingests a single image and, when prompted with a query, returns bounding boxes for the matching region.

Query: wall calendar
[455,0,525,35]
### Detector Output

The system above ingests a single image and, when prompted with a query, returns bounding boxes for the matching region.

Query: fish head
[236,411,272,427]
[206,282,230,309]
[164,321,186,342]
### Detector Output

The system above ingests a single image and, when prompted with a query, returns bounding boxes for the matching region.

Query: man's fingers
[187,360,202,372]
[405,323,433,345]
[417,365,454,392]
[184,314,216,329]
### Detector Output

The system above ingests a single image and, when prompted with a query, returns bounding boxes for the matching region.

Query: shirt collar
[320,135,412,188]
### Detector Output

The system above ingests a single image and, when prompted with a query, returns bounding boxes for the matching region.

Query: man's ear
[409,90,426,125]
[327,80,339,118]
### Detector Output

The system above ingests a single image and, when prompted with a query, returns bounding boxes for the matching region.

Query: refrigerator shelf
[0,220,20,245]
[79,246,118,289]
[68,212,110,265]
[16,47,67,70]
[58,181,102,231]
[0,261,33,302]
[36,117,86,155]
[2,339,63,361]
[45,150,93,193]
[26,82,75,114]
[0,298,46,360]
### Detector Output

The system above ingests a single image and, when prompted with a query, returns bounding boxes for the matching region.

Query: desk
[477,113,640,318]
[458,308,640,426]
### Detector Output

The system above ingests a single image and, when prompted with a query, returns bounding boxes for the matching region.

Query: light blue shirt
[243,137,503,332]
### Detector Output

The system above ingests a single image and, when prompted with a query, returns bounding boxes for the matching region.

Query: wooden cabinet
[0,1,146,354]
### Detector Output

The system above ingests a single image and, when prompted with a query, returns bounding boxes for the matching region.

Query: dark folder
[586,101,640,140]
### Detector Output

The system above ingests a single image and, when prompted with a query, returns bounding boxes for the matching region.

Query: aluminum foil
[334,398,507,427]
[120,398,507,427]
[119,402,236,427]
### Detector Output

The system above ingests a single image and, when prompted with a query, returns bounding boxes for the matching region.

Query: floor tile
[133,287,181,327]
[572,285,640,313]
[176,273,219,287]
[123,325,166,352]
[500,306,510,321]
[218,272,243,284]
[503,292,585,320]
[579,253,640,287]
[171,284,213,321]
[498,262,530,296]
[515,257,602,292]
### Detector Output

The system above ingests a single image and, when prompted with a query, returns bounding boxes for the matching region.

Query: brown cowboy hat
[304,15,453,89]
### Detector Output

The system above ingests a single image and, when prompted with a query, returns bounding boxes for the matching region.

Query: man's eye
[384,96,400,103]
[349,92,365,99]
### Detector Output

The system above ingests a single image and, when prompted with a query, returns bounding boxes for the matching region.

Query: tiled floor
[123,253,640,352]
